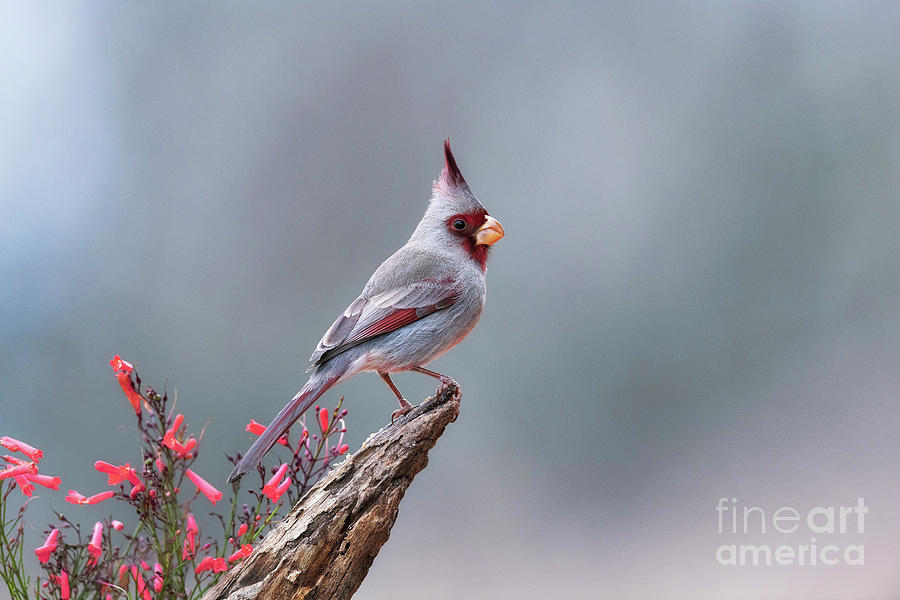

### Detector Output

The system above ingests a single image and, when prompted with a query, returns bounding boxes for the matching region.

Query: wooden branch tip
[204,384,461,600]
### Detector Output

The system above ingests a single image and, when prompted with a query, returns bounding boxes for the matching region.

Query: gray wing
[308,277,460,367]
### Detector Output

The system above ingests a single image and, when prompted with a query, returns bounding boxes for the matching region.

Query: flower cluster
[0,355,351,600]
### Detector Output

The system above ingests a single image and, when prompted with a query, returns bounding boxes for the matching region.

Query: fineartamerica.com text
[714,497,867,567]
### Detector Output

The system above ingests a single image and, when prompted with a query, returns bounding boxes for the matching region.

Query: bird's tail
[227,368,341,483]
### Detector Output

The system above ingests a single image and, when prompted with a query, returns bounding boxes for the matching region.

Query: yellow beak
[475,215,505,246]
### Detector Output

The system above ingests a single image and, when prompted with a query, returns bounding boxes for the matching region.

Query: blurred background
[3,2,900,598]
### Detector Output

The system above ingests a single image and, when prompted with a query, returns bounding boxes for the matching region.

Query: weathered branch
[203,384,461,600]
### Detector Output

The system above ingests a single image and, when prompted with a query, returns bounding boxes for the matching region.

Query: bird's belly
[359,300,483,373]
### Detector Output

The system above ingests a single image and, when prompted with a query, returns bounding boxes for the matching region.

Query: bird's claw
[391,399,413,424]
[436,376,460,398]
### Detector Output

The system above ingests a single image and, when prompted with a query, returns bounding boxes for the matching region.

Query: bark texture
[203,384,461,600]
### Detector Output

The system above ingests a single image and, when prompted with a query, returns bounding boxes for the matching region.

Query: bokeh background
[3,2,900,598]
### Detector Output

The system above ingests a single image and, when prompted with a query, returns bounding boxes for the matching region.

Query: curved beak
[475,215,504,246]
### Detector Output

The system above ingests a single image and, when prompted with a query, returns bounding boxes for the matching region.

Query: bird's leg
[380,372,413,423]
[411,366,459,395]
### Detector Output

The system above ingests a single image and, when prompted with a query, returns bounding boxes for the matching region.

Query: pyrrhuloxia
[228,140,503,482]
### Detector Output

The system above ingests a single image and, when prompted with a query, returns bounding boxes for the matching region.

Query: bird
[227,140,504,482]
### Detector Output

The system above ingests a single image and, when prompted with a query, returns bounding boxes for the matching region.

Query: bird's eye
[452,219,467,231]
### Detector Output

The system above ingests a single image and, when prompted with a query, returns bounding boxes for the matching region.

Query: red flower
[115,371,143,415]
[262,464,289,502]
[237,523,248,537]
[110,355,133,374]
[228,544,253,563]
[66,490,115,505]
[112,520,125,531]
[153,562,163,593]
[245,419,289,446]
[185,469,222,504]
[14,475,35,497]
[163,414,184,445]
[163,414,198,458]
[94,461,136,485]
[0,462,37,480]
[127,468,142,486]
[0,436,43,462]
[1,454,26,465]
[111,355,142,414]
[96,461,143,496]
[129,481,144,499]
[318,407,329,434]
[183,512,199,559]
[131,566,151,600]
[24,473,61,490]
[35,529,60,564]
[339,444,350,455]
[51,570,70,600]
[245,419,265,435]
[195,556,228,574]
[274,477,290,498]
[88,521,103,561]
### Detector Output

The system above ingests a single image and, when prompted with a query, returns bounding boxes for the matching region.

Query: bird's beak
[475,216,505,246]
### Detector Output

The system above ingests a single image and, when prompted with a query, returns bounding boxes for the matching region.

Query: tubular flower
[246,419,289,446]
[318,407,329,434]
[112,520,125,531]
[131,567,151,600]
[237,523,248,537]
[195,556,228,574]
[35,529,60,564]
[51,570,70,600]
[110,355,133,373]
[0,436,43,462]
[14,475,35,497]
[66,489,115,505]
[127,467,142,485]
[116,371,143,415]
[228,544,253,563]
[162,414,183,450]
[153,563,163,593]
[0,462,37,480]
[88,521,103,560]
[95,462,144,497]
[163,414,198,458]
[94,461,136,485]
[185,469,222,504]
[183,513,199,559]
[24,473,61,490]
[262,464,289,502]
[275,476,291,497]
[263,475,291,504]
[111,355,142,415]
[245,419,265,436]
[129,481,144,499]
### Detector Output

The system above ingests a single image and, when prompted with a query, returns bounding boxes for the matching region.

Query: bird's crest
[434,139,468,193]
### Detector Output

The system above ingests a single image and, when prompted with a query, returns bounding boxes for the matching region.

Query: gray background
[3,2,900,598]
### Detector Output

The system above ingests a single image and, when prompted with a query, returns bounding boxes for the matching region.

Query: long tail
[228,368,341,483]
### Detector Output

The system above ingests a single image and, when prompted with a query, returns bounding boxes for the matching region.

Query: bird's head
[411,140,504,270]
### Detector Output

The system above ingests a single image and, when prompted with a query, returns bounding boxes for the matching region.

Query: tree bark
[203,384,461,600]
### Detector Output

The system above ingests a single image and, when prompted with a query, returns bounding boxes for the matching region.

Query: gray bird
[228,141,504,482]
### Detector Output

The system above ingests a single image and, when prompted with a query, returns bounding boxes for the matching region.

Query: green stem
[0,481,30,600]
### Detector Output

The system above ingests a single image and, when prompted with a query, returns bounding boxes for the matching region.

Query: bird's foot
[436,375,460,398]
[391,398,414,424]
